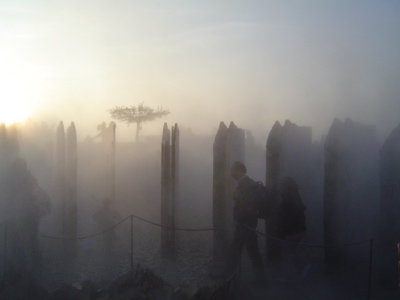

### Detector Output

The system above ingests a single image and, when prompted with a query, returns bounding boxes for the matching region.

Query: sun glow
[0,77,31,125]
[0,54,45,125]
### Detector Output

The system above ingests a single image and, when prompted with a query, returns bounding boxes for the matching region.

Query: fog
[1,1,400,298]
[1,1,399,144]
[1,117,397,298]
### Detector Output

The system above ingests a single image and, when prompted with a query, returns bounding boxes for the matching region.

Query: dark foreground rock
[0,264,253,300]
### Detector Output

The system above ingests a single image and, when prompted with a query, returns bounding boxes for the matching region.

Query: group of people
[4,156,305,286]
[5,158,52,277]
[4,158,120,277]
[225,161,307,284]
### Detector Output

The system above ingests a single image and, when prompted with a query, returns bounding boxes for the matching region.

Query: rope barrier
[38,215,371,249]
[40,216,131,240]
[247,224,372,248]
[129,213,214,232]
[1,216,376,298]
[39,213,214,240]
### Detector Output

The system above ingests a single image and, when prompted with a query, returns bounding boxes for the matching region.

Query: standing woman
[276,176,307,282]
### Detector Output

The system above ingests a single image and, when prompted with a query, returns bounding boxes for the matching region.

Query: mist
[1,1,400,299]
[0,1,399,144]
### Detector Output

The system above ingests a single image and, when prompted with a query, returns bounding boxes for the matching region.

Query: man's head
[230,161,247,180]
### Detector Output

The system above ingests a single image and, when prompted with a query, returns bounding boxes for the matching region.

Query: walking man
[225,161,266,283]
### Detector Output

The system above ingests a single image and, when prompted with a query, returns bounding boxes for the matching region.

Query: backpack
[253,181,271,219]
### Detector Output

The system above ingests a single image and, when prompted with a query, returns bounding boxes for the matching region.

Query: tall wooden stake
[161,123,179,257]
[212,121,245,271]
[66,122,77,259]
[161,123,172,256]
[56,122,67,254]
[109,121,116,202]
[265,121,283,262]
[212,122,229,264]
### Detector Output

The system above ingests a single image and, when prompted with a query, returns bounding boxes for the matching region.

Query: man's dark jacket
[233,175,259,228]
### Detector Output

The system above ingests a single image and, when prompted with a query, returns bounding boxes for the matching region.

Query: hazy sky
[1,1,399,142]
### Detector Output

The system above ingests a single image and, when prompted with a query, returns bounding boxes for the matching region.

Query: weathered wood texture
[225,122,245,233]
[266,120,324,263]
[212,122,228,262]
[378,123,400,285]
[324,118,379,268]
[212,121,245,264]
[161,123,179,256]
[109,121,116,202]
[56,122,68,256]
[65,122,78,258]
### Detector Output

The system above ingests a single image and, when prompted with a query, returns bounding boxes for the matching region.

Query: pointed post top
[272,120,282,129]
[58,121,65,131]
[162,123,170,144]
[57,121,65,134]
[67,122,77,136]
[172,123,179,134]
[216,121,227,131]
[228,121,236,129]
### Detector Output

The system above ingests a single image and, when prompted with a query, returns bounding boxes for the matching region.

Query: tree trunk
[135,122,140,142]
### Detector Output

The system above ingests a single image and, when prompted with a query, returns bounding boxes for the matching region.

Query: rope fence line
[39,216,132,240]
[128,213,214,232]
[1,216,375,298]
[0,215,372,248]
[38,213,214,241]
[248,224,372,248]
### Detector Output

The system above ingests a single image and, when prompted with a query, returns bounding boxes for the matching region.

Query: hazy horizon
[1,1,399,143]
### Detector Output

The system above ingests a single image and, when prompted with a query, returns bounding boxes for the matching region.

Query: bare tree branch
[107,102,170,141]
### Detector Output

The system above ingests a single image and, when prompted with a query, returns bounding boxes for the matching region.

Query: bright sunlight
[0,55,44,125]
[0,77,31,125]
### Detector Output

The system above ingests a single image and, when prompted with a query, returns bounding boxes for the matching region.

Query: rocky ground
[1,221,399,299]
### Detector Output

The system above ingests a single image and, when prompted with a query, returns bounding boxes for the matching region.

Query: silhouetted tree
[108,102,170,142]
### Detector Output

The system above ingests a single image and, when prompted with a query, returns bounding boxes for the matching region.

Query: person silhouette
[276,176,308,282]
[225,161,266,283]
[93,197,121,259]
[6,158,51,276]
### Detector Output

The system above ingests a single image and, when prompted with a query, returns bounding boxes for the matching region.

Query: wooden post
[171,123,179,238]
[212,122,229,265]
[324,118,379,270]
[160,123,179,257]
[397,242,400,289]
[56,122,68,257]
[226,122,245,233]
[161,123,172,256]
[265,121,283,263]
[212,121,245,272]
[323,119,341,270]
[0,124,6,222]
[66,122,77,259]
[130,215,134,270]
[379,123,400,285]
[109,121,116,202]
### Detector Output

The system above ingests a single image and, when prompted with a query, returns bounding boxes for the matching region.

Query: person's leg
[245,230,266,281]
[280,232,305,281]
[225,225,246,277]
